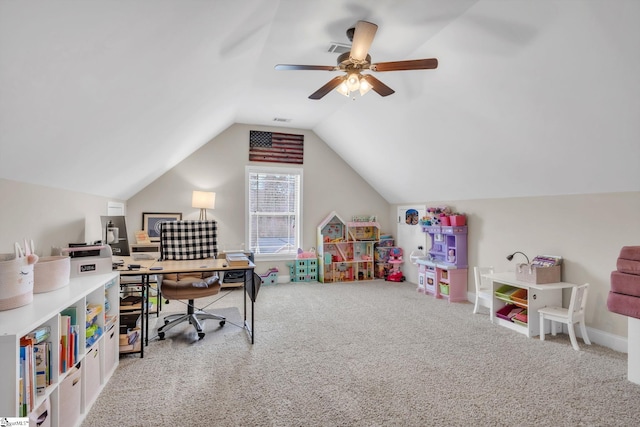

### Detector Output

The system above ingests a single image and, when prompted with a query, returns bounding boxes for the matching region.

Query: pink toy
[258,267,279,285]
[297,248,317,259]
[385,247,405,281]
[388,247,403,263]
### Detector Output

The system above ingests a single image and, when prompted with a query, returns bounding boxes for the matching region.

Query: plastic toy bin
[510,288,528,308]
[495,285,518,300]
[496,304,524,322]
[513,310,528,326]
[439,283,449,295]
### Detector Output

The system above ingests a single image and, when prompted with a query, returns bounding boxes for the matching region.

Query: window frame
[245,165,303,262]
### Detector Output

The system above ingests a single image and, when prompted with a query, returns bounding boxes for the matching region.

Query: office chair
[539,283,591,351]
[473,266,494,316]
[156,220,226,340]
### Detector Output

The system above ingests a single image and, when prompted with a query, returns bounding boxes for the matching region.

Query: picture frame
[142,212,182,241]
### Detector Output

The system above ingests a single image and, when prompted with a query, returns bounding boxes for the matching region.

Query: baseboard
[467,292,628,353]
[572,326,627,353]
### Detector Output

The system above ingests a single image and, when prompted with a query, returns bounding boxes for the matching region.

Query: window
[246,166,302,260]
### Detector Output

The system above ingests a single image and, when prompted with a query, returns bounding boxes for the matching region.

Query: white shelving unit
[0,272,119,425]
[486,272,572,338]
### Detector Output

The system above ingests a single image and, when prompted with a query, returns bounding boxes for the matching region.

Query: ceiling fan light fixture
[336,81,350,97]
[359,77,372,96]
[346,73,360,91]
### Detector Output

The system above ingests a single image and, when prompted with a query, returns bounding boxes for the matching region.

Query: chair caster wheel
[164,319,170,325]
[198,333,205,340]
[158,332,165,340]
[220,320,226,327]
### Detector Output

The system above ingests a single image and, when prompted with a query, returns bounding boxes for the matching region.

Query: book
[225,253,249,266]
[135,230,152,244]
[25,325,51,344]
[60,315,71,373]
[34,342,49,395]
[120,295,142,306]
[19,338,35,416]
[532,255,563,267]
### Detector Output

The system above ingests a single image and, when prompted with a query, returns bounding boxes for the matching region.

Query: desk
[115,257,257,348]
[116,256,158,358]
[486,272,577,338]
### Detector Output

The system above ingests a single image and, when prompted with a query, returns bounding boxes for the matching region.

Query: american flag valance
[249,131,304,164]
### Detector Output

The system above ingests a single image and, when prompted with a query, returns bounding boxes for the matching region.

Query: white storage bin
[85,346,101,407]
[59,366,82,427]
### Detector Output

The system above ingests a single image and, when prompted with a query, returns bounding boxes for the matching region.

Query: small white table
[485,272,578,338]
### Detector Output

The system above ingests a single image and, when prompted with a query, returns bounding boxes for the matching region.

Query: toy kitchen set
[415,209,468,302]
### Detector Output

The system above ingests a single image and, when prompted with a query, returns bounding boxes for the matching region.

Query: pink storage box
[450,215,466,226]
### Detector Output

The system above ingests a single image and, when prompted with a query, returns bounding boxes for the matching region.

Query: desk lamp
[192,191,216,220]
[506,251,530,264]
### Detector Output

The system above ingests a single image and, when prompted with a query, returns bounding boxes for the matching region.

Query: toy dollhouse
[317,212,379,283]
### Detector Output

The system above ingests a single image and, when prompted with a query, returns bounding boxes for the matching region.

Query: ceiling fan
[274,20,438,100]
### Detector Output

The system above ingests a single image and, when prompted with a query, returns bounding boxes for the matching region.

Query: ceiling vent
[273,117,291,123]
[328,42,351,54]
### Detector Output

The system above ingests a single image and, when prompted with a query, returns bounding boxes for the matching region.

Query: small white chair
[473,266,494,315]
[539,283,591,351]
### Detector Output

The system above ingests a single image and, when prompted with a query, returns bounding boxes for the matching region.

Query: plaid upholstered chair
[156,220,226,340]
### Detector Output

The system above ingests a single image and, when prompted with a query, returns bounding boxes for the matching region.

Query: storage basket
[34,256,70,293]
[513,309,528,325]
[496,304,523,322]
[495,285,518,300]
[515,264,561,284]
[439,283,449,295]
[510,288,528,308]
[0,243,38,311]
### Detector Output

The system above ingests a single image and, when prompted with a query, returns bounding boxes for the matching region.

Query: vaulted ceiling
[1,0,638,203]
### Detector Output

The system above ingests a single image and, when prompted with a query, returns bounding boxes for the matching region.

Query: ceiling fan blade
[350,21,378,62]
[362,74,395,97]
[370,58,438,72]
[309,76,345,100]
[275,64,337,71]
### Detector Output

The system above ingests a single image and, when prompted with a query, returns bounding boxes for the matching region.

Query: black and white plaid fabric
[160,220,217,260]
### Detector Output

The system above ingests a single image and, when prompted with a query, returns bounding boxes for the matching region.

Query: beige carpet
[83,280,640,426]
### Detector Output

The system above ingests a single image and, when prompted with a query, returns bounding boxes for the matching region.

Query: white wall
[392,191,640,342]
[0,178,122,255]
[2,145,637,348]
[125,123,392,273]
